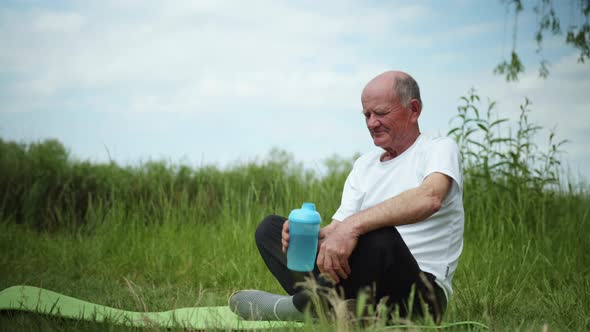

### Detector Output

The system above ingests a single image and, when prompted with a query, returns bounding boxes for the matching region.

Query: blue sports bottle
[287,202,321,272]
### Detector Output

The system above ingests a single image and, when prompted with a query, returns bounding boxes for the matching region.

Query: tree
[495,0,589,81]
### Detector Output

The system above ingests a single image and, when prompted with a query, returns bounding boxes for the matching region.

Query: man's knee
[352,226,420,282]
[255,214,285,246]
[356,227,402,253]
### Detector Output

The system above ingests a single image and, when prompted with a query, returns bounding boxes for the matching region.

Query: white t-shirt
[332,134,464,301]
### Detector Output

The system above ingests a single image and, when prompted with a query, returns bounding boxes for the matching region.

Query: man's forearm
[344,182,444,236]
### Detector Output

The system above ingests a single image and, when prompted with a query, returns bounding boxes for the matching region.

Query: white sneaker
[228,290,305,321]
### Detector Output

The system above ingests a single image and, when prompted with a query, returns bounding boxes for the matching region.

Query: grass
[1,93,589,331]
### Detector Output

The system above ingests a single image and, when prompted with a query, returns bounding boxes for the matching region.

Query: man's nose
[367,113,379,128]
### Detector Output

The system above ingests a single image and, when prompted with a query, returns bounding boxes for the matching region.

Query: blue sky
[1,0,589,183]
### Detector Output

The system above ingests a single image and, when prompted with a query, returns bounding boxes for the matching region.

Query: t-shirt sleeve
[332,160,365,222]
[421,138,463,189]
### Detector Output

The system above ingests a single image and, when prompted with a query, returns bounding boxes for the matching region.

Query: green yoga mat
[0,285,304,330]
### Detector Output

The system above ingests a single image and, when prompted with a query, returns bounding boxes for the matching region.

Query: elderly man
[230,71,464,323]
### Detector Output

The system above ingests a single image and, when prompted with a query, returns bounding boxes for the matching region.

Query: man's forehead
[361,83,397,107]
[362,77,397,99]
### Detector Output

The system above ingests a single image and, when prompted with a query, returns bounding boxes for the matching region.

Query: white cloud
[490,54,590,132]
[0,0,432,114]
[1,0,589,181]
[32,11,86,32]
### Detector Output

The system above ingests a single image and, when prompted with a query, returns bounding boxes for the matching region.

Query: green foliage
[448,89,568,192]
[493,51,525,82]
[496,0,590,81]
[566,21,590,63]
[0,139,354,230]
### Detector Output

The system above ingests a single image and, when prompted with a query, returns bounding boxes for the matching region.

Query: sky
[1,0,589,183]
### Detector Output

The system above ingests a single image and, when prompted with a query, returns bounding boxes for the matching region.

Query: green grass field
[1,97,589,331]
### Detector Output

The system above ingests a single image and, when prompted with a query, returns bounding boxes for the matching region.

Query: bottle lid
[288,202,321,224]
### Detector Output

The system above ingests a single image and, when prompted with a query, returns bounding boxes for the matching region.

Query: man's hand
[281,220,290,254]
[316,222,359,284]
[319,221,339,244]
[283,220,340,254]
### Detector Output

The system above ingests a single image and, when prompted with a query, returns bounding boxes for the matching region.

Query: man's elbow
[430,197,442,214]
[423,187,443,215]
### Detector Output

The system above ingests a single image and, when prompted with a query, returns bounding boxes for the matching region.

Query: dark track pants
[255,215,446,322]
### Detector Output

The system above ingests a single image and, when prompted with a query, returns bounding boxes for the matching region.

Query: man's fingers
[316,246,325,272]
[329,254,348,280]
[323,255,340,284]
[335,266,348,280]
[340,256,351,277]
[281,220,290,253]
[317,248,336,282]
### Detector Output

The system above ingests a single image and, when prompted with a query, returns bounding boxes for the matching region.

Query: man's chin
[372,139,387,148]
[372,132,393,146]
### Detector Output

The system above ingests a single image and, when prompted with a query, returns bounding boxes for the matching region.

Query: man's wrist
[343,215,363,237]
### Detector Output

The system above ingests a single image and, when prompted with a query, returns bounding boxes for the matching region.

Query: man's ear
[409,99,422,120]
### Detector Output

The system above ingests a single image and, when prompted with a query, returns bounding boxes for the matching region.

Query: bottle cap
[288,202,321,224]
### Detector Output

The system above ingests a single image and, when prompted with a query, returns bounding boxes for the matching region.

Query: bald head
[362,71,421,108]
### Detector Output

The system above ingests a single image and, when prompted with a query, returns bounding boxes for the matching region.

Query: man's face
[361,92,414,150]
